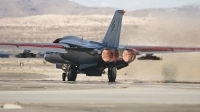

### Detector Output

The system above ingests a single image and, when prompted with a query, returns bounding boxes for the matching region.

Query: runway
[1,79,200,112]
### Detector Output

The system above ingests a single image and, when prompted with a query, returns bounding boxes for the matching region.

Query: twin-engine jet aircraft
[1,10,200,82]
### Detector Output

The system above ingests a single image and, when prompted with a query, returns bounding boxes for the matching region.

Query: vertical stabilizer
[102,10,125,48]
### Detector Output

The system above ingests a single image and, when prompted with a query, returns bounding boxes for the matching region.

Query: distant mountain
[0,0,199,18]
[0,0,116,18]
[128,5,200,18]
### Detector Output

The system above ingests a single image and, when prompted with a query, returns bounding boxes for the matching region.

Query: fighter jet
[1,10,200,82]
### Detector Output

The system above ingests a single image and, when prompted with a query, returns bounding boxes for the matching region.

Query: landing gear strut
[108,67,117,82]
[62,65,77,81]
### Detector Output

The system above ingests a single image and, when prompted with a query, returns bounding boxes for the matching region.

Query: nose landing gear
[62,65,77,81]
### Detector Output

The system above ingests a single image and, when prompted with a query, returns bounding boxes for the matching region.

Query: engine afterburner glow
[101,49,119,63]
[122,49,136,62]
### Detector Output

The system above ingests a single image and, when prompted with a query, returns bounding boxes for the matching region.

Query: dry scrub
[162,63,177,82]
[0,14,200,82]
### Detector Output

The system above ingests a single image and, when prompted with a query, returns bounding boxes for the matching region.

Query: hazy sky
[69,0,200,11]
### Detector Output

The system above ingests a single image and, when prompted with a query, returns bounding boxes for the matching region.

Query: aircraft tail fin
[102,10,125,48]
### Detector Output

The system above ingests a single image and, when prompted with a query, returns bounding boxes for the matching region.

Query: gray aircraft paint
[102,10,124,48]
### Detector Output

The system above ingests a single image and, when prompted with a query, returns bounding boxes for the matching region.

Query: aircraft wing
[0,42,69,53]
[124,45,200,54]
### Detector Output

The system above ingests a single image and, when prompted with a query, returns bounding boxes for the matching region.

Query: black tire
[67,65,77,81]
[62,73,67,81]
[108,67,117,82]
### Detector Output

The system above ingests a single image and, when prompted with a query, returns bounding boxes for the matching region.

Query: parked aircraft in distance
[1,10,200,82]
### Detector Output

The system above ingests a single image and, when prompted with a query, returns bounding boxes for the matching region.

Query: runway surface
[1,79,200,112]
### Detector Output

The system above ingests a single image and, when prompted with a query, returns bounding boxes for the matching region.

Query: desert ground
[0,12,200,111]
[0,14,200,82]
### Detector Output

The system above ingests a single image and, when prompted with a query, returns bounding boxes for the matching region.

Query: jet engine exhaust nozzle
[101,49,119,63]
[122,49,136,63]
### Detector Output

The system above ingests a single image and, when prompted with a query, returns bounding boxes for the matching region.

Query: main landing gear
[108,67,117,82]
[61,64,117,82]
[62,65,77,81]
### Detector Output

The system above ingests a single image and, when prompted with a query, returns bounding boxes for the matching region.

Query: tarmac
[1,75,200,112]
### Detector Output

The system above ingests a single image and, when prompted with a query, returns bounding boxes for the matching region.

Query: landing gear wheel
[67,65,77,81]
[108,67,117,82]
[62,73,67,81]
